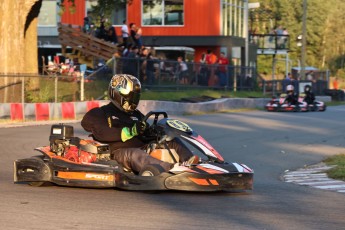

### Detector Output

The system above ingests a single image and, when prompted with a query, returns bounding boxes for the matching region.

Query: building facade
[38,0,256,67]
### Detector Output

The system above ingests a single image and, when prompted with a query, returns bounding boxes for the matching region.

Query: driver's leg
[112,148,172,173]
[166,138,194,162]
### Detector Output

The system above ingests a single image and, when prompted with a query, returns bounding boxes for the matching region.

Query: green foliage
[251,0,345,77]
[141,90,267,101]
[324,154,345,181]
[25,78,79,103]
[88,0,130,26]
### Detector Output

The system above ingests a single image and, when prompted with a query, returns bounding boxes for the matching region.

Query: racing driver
[284,84,299,106]
[81,74,198,174]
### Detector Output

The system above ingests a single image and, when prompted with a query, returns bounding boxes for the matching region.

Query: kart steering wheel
[140,111,168,142]
[142,111,168,125]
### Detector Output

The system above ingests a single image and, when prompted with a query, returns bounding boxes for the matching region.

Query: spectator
[333,77,339,90]
[96,17,107,40]
[177,56,189,84]
[291,76,300,94]
[139,47,149,83]
[145,53,156,85]
[83,11,93,33]
[282,72,292,92]
[200,52,206,63]
[306,71,315,82]
[129,23,139,48]
[216,52,229,87]
[135,26,143,49]
[106,26,118,44]
[275,25,284,48]
[121,20,129,47]
[205,49,218,86]
[124,45,140,77]
[282,28,289,48]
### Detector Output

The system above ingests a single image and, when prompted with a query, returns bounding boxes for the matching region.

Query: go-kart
[299,93,327,111]
[265,93,326,112]
[14,111,254,192]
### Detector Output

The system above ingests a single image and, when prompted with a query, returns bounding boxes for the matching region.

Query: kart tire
[139,164,165,176]
[29,181,47,187]
[28,156,51,187]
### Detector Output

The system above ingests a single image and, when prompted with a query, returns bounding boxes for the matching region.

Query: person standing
[83,11,93,34]
[216,52,229,87]
[205,49,217,86]
[177,56,188,84]
[129,23,139,47]
[121,20,129,47]
[282,72,292,92]
[106,26,118,44]
[135,27,143,49]
[145,53,155,85]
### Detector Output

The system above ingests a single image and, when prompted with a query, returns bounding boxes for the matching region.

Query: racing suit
[304,91,315,105]
[81,103,193,173]
[284,92,299,105]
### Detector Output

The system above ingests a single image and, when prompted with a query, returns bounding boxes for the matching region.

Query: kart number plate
[167,120,192,132]
[52,128,62,134]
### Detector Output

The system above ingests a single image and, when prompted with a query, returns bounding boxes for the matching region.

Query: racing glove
[121,121,146,142]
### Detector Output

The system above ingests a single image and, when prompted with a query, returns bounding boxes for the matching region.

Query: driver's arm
[81,107,127,142]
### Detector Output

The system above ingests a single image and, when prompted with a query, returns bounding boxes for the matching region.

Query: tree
[0,0,42,74]
[251,0,345,77]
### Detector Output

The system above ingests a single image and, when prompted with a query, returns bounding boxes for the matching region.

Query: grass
[323,154,345,181]
[325,101,345,106]
[141,89,267,101]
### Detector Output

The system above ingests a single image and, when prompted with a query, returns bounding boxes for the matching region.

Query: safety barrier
[0,96,331,122]
[0,101,107,121]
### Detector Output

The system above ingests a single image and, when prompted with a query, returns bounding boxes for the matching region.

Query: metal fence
[260,70,330,96]
[113,57,257,91]
[0,59,257,104]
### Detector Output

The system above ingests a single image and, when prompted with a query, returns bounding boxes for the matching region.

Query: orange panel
[209,179,219,186]
[57,171,114,182]
[127,0,221,36]
[61,0,86,26]
[188,177,210,186]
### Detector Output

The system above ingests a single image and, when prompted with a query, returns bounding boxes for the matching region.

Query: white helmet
[286,85,294,92]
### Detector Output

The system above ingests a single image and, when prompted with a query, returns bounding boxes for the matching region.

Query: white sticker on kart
[167,119,192,132]
[52,128,62,134]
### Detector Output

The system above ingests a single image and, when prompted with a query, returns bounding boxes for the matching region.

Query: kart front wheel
[139,164,165,176]
[29,181,46,187]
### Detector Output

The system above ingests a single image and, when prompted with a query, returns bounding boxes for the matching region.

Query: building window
[110,2,127,25]
[86,0,126,26]
[142,0,184,26]
[38,0,58,26]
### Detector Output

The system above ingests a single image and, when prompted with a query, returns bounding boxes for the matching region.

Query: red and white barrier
[0,100,105,122]
[35,103,50,121]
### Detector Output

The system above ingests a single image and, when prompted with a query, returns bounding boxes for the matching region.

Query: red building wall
[127,0,221,36]
[61,0,85,26]
[59,0,223,61]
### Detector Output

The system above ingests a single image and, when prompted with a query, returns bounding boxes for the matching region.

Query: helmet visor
[122,91,141,112]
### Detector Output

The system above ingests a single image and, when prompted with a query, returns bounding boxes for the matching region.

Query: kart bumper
[14,157,119,188]
[164,172,254,192]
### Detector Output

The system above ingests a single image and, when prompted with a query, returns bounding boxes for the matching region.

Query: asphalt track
[1,106,345,230]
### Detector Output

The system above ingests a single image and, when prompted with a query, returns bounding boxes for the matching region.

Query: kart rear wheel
[139,164,165,176]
